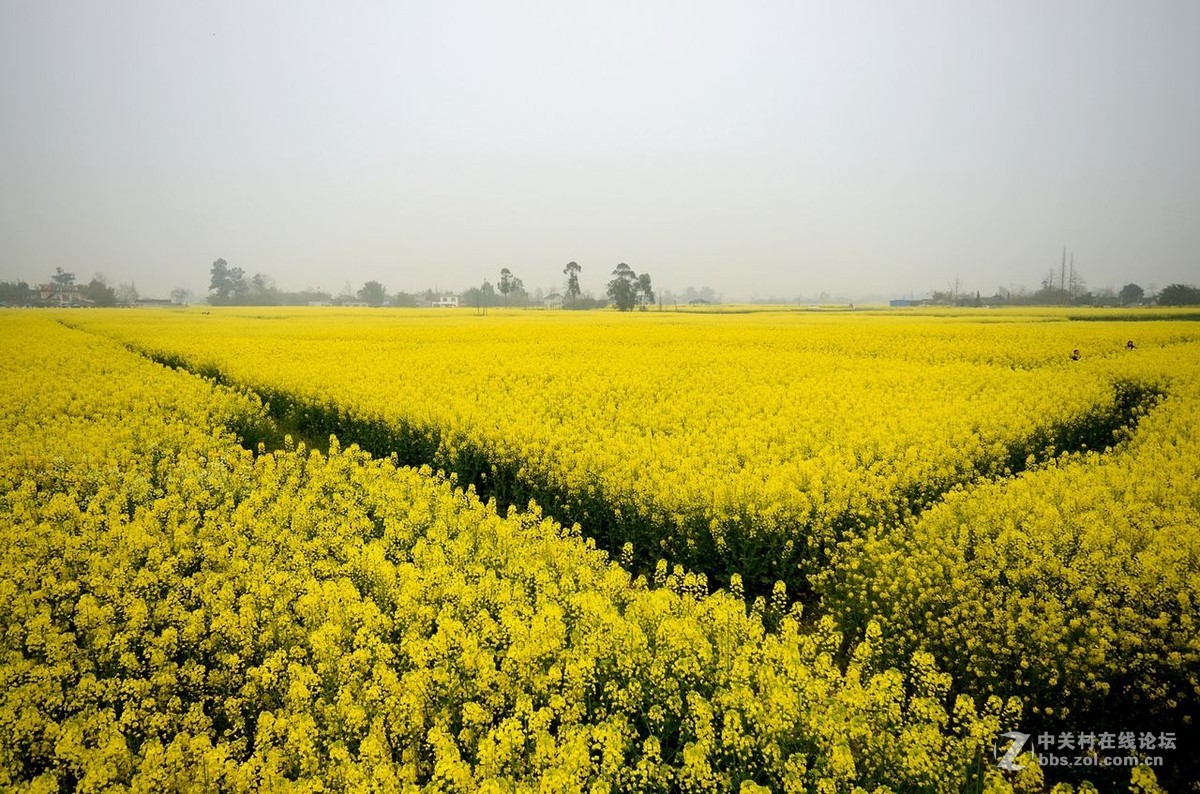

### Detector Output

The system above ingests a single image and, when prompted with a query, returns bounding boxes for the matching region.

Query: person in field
[1126,340,1136,350]
[1071,348,1081,361]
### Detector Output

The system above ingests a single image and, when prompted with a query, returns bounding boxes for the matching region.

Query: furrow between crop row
[96,328,1166,611]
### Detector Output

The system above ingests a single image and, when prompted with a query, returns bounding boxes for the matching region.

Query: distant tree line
[926,280,1197,308]
[6,256,1197,309]
[208,259,328,306]
[460,264,606,311]
[0,268,142,307]
[922,253,1200,308]
[1158,284,1200,306]
[659,285,723,306]
[205,258,524,309]
[202,258,616,310]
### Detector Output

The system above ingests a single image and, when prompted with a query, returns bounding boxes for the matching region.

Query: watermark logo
[994,728,1177,771]
[995,732,1031,771]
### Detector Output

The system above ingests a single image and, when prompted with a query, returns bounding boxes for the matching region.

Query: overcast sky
[1,1,1197,300]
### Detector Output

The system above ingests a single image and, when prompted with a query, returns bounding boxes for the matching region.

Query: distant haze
[2,1,1198,301]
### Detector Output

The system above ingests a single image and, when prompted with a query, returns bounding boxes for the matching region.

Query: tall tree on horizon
[564,261,582,308]
[607,263,638,311]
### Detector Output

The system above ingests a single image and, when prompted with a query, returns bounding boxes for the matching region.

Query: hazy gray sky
[2,1,1197,300]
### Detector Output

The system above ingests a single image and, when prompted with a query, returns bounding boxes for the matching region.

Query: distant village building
[543,292,563,309]
[38,285,92,307]
[431,294,459,308]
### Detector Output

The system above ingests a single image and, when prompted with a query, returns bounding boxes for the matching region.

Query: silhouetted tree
[1157,283,1200,306]
[248,273,279,304]
[0,281,32,305]
[463,280,497,313]
[357,280,387,307]
[636,272,654,310]
[498,268,523,308]
[499,268,513,307]
[1067,261,1087,303]
[1119,283,1145,306]
[209,258,245,304]
[51,267,76,290]
[564,261,582,307]
[81,278,117,306]
[116,282,139,305]
[607,263,638,311]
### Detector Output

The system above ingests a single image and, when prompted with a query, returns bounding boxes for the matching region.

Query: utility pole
[1068,252,1075,301]
[1059,247,1066,296]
